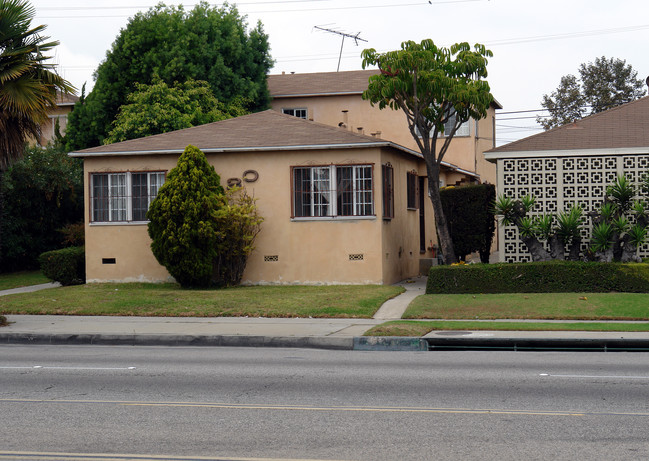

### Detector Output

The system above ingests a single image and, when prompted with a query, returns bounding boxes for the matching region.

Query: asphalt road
[1,345,649,460]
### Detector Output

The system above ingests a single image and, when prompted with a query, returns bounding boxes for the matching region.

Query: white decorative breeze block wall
[497,154,649,262]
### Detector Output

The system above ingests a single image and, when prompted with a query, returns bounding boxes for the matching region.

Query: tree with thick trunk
[361,40,494,264]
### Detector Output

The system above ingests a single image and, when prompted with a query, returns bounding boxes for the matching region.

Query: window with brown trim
[91,171,165,223]
[407,171,418,210]
[292,165,374,218]
[382,164,394,219]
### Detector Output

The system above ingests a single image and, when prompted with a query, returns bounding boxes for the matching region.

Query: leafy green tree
[0,0,75,169]
[105,77,248,143]
[147,145,224,287]
[66,2,272,150]
[539,56,646,130]
[0,144,83,272]
[361,39,494,264]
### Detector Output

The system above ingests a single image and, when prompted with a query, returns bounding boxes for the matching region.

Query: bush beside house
[440,184,496,263]
[39,246,85,286]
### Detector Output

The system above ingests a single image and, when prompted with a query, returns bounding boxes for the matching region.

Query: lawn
[365,320,649,336]
[405,293,649,320]
[0,283,404,318]
[0,271,49,291]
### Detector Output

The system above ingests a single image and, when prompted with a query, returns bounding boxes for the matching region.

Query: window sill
[89,221,149,226]
[291,216,376,222]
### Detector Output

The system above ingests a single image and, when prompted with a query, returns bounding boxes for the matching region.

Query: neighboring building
[267,70,501,187]
[71,110,442,285]
[38,92,79,145]
[485,95,649,263]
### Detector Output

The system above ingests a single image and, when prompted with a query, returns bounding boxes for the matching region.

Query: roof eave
[271,91,364,98]
[484,146,649,161]
[69,141,414,158]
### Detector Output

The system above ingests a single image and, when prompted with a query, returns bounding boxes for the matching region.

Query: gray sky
[32,0,649,145]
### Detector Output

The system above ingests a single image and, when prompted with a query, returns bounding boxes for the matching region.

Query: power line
[36,0,485,18]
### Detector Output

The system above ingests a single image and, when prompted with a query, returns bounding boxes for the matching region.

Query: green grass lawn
[0,271,49,291]
[0,283,404,318]
[405,293,649,320]
[365,320,649,337]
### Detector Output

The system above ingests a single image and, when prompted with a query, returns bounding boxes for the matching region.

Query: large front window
[292,165,374,218]
[91,172,165,223]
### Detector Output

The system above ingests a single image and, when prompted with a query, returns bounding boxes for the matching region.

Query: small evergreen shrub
[39,246,86,286]
[427,261,649,293]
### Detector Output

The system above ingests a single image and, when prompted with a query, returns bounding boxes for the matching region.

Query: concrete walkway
[372,275,426,319]
[0,282,59,296]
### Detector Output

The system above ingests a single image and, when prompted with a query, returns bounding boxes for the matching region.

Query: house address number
[227,169,259,188]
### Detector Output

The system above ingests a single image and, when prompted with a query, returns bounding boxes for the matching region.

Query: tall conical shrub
[147,145,224,287]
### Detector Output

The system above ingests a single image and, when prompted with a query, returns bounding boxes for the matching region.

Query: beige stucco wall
[83,146,425,285]
[271,94,499,185]
[380,151,429,283]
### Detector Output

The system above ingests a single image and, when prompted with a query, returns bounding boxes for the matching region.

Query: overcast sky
[32,0,649,146]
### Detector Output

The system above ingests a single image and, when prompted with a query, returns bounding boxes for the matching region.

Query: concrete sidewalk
[2,277,649,351]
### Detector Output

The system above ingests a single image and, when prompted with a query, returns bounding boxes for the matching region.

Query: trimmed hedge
[440,184,496,263]
[39,246,85,286]
[427,261,649,293]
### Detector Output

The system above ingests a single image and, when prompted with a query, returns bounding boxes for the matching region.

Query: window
[292,165,374,218]
[382,164,394,219]
[407,171,418,209]
[91,171,165,223]
[282,108,308,119]
[443,113,470,137]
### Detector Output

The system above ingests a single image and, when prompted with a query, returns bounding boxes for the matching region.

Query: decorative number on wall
[243,170,259,182]
[227,178,242,189]
[227,170,259,189]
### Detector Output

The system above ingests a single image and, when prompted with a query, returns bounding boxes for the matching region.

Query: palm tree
[0,0,75,169]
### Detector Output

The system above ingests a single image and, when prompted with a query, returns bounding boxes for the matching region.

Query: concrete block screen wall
[496,153,649,262]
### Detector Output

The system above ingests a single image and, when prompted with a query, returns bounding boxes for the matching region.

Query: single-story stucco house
[71,109,465,285]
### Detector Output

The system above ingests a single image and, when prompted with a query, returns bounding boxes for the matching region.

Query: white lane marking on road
[0,366,136,370]
[540,373,649,379]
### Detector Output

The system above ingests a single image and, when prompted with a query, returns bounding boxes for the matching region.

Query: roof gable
[488,96,649,154]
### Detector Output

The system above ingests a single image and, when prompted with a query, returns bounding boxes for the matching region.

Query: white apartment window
[292,165,374,218]
[443,113,470,137]
[91,172,165,223]
[282,108,308,119]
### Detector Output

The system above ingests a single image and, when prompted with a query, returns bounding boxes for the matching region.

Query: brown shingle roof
[268,69,379,97]
[488,96,649,154]
[70,109,409,156]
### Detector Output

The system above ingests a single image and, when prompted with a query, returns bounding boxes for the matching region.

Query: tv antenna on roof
[314,25,367,72]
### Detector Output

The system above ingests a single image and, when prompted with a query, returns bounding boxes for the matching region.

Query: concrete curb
[4,332,649,352]
[354,336,428,351]
[0,333,354,350]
